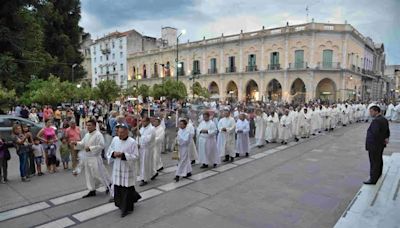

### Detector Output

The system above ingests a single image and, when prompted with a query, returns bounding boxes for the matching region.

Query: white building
[90,27,177,88]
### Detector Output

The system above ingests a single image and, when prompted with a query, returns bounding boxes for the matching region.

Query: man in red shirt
[65,120,81,169]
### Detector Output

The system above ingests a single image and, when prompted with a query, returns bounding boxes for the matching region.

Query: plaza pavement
[0,122,399,228]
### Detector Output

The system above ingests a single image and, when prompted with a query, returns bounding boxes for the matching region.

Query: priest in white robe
[217,109,236,162]
[310,106,321,135]
[152,118,164,172]
[392,103,400,122]
[279,110,292,144]
[187,119,199,164]
[235,113,250,157]
[341,104,350,126]
[289,107,300,142]
[298,108,311,138]
[197,112,219,168]
[138,117,157,186]
[265,112,279,143]
[385,102,395,121]
[72,119,111,198]
[174,119,193,182]
[107,123,141,217]
[254,109,267,148]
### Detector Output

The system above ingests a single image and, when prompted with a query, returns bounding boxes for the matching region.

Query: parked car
[0,115,44,142]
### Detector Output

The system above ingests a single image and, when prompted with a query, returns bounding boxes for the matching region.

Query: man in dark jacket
[364,105,390,185]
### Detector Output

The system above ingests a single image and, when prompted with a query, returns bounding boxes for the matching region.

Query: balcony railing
[246,65,258,72]
[268,64,281,70]
[317,62,341,69]
[101,48,111,55]
[226,66,236,73]
[289,62,308,69]
[208,68,218,74]
[192,69,201,75]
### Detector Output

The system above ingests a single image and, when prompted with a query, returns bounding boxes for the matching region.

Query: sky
[80,0,400,64]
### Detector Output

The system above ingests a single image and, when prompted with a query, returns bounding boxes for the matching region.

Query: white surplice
[254,113,267,146]
[175,127,193,177]
[235,119,250,155]
[153,125,165,170]
[197,120,219,165]
[187,121,199,161]
[107,137,139,187]
[297,110,311,138]
[75,130,111,192]
[278,115,292,141]
[217,117,236,158]
[265,113,279,142]
[139,124,156,182]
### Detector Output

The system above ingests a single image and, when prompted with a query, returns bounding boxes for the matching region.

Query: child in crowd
[60,137,70,169]
[32,137,44,176]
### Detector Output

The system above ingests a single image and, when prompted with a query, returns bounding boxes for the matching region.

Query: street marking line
[275,145,288,150]
[212,163,237,172]
[160,166,177,174]
[139,189,163,202]
[233,158,253,165]
[50,190,88,205]
[72,203,117,222]
[0,202,50,222]
[35,217,75,228]
[157,179,193,191]
[263,149,279,155]
[251,153,268,159]
[189,170,218,181]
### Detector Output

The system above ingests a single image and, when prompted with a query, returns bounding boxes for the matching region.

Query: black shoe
[108,198,115,203]
[191,160,196,165]
[223,155,230,162]
[325,129,328,131]
[139,180,148,186]
[121,211,131,218]
[312,133,316,136]
[245,153,249,157]
[265,140,269,144]
[82,191,96,198]
[151,172,158,180]
[363,179,377,185]
[185,173,192,178]
[230,157,234,162]
[200,164,208,169]
[213,164,217,168]
[157,167,164,172]
[235,153,239,158]
[294,138,299,142]
[284,142,287,145]
[174,176,180,182]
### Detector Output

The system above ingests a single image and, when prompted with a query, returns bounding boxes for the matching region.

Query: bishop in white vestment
[279,110,292,144]
[152,118,164,172]
[175,119,193,182]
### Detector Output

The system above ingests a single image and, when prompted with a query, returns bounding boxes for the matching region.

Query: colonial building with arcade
[127,21,388,102]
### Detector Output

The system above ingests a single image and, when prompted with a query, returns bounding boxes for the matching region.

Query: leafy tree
[138,84,151,98]
[0,85,16,113]
[93,80,120,103]
[192,82,210,99]
[151,79,187,100]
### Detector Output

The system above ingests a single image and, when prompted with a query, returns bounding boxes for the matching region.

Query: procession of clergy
[72,101,399,217]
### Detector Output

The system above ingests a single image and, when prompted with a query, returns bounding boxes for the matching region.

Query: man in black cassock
[107,123,141,217]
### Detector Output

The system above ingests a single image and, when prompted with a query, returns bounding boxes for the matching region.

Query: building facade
[79,32,93,85]
[384,65,400,100]
[90,27,178,88]
[127,22,389,102]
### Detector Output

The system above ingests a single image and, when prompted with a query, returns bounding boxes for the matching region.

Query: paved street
[1,122,399,228]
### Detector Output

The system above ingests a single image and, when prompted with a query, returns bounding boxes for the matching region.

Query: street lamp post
[176,29,186,82]
[188,70,199,100]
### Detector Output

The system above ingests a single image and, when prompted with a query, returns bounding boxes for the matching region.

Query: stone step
[335,154,400,228]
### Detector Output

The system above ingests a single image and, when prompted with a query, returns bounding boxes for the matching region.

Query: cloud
[80,0,399,63]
